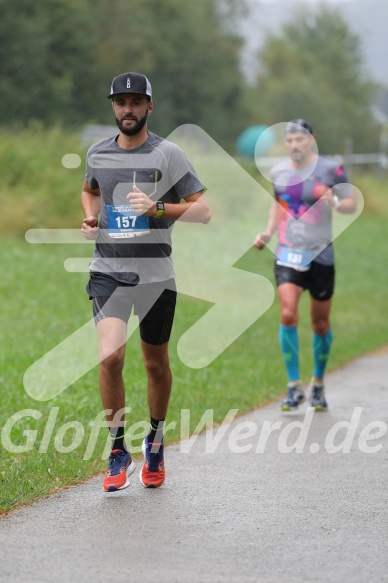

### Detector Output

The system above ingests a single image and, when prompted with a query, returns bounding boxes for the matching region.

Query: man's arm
[317,165,357,214]
[81,180,101,240]
[127,187,211,224]
[323,190,357,214]
[254,200,279,249]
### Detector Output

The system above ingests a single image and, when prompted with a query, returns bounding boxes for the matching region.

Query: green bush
[0,126,86,236]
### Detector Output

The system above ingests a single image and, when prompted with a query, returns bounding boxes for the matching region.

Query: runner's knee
[312,318,330,336]
[99,347,125,372]
[281,307,298,327]
[143,355,170,382]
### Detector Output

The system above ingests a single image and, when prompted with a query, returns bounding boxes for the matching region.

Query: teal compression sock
[279,325,300,382]
[313,329,333,379]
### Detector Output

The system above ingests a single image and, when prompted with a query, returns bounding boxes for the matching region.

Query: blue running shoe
[139,437,165,488]
[310,382,328,411]
[103,449,135,492]
[281,381,306,411]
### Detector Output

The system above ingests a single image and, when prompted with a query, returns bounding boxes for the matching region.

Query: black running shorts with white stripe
[87,274,177,345]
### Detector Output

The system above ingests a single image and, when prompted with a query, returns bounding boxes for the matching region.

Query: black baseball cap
[107,72,152,99]
[285,119,313,135]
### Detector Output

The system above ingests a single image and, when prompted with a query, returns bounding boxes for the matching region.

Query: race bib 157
[107,204,151,239]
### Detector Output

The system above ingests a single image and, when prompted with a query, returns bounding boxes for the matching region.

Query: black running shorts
[87,273,177,345]
[274,261,335,301]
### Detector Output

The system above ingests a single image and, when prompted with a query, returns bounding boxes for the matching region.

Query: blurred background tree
[247,6,380,154]
[0,0,381,153]
[0,0,250,150]
[0,0,97,125]
[92,0,250,147]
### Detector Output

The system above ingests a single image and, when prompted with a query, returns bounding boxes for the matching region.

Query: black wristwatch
[155,201,165,218]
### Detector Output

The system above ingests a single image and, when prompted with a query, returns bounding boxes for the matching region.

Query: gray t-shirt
[85,131,204,284]
[271,156,352,265]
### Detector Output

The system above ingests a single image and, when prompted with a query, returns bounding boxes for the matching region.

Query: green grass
[0,125,85,236]
[0,128,387,513]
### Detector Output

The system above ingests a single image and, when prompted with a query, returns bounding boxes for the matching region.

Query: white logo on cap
[126,78,131,89]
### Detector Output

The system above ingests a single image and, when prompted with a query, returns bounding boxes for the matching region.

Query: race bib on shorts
[107,204,151,239]
[276,245,312,271]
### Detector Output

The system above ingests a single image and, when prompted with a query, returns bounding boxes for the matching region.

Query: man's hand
[314,184,339,209]
[82,216,99,240]
[127,185,156,216]
[254,232,271,250]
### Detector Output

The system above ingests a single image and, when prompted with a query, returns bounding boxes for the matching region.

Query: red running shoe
[139,438,165,488]
[103,449,135,492]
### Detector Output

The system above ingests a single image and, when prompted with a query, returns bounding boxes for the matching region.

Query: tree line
[0,0,380,153]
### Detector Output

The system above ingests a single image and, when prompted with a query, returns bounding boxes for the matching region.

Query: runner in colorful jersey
[81,72,210,491]
[254,119,357,411]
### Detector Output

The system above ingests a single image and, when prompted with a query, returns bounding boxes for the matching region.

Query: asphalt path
[1,349,387,583]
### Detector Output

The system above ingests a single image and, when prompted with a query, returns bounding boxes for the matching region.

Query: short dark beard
[115,112,148,136]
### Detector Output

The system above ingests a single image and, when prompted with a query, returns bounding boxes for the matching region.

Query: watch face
[157,202,164,211]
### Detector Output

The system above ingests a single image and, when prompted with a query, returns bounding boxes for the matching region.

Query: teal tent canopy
[236,125,275,158]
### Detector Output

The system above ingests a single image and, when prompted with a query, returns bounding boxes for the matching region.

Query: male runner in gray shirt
[254,119,356,411]
[81,72,210,491]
